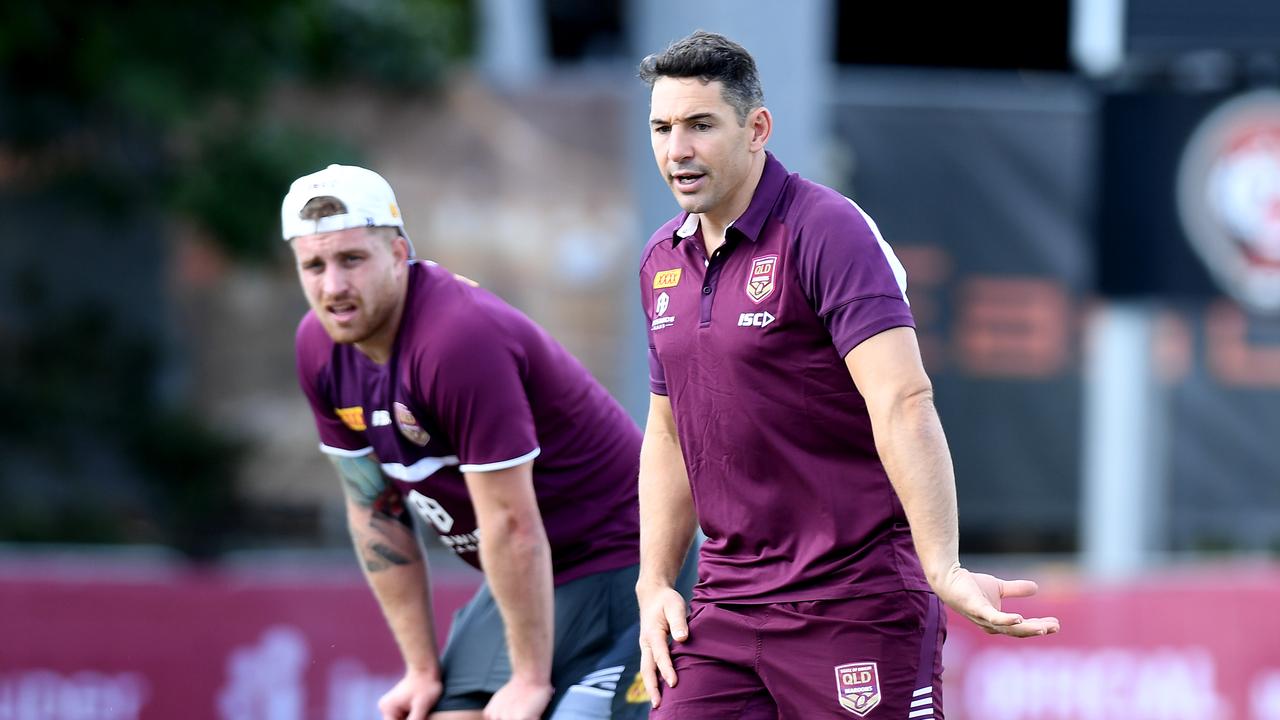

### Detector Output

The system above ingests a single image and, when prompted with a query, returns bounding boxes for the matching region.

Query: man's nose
[668,126,695,163]
[321,267,349,297]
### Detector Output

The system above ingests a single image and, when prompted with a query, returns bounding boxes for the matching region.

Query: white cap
[280,164,414,256]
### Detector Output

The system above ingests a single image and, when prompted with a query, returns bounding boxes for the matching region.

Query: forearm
[331,454,439,676]
[875,389,960,588]
[347,500,440,674]
[637,405,697,590]
[478,515,554,683]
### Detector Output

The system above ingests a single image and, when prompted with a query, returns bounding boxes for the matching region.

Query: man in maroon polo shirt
[634,31,1061,718]
[284,165,647,720]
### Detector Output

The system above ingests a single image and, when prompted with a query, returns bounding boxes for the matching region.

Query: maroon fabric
[297,261,640,584]
[653,591,945,719]
[639,153,926,603]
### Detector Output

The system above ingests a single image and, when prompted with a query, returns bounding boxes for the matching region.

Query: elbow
[899,384,936,414]
[870,384,938,454]
[874,382,936,428]
[480,508,547,555]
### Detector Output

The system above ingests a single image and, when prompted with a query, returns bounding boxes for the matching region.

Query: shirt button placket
[700,247,725,325]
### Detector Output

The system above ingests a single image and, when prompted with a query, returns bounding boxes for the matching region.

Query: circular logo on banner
[393,402,430,446]
[1177,90,1280,315]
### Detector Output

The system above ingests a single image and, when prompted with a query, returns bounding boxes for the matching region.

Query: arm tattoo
[331,454,387,508]
[330,455,418,573]
[370,542,412,567]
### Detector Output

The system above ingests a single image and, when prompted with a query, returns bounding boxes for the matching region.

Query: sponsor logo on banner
[654,268,682,289]
[834,662,881,717]
[393,402,430,446]
[1177,89,1280,314]
[335,406,366,432]
[652,291,676,331]
[746,255,778,304]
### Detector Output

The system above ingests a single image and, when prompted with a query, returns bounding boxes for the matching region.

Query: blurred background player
[634,31,1061,719]
[284,164,643,720]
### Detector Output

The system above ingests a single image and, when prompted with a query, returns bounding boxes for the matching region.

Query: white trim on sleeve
[318,443,375,458]
[381,455,460,483]
[846,197,909,305]
[459,447,541,473]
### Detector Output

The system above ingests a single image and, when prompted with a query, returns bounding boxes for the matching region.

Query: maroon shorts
[652,590,945,719]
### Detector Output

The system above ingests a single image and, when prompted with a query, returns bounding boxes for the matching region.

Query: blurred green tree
[0,0,472,556]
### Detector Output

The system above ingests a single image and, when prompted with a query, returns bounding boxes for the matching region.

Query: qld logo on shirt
[746,255,778,304]
[393,402,430,446]
[834,662,881,717]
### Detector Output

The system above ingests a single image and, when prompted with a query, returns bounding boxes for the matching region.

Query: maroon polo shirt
[640,152,930,603]
[298,261,641,585]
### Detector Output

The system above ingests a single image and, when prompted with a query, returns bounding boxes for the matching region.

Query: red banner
[0,556,479,720]
[944,564,1280,720]
[4,558,1280,719]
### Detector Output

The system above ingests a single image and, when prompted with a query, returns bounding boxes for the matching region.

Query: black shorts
[433,562,640,718]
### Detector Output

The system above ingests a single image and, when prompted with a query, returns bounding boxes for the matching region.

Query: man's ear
[748,106,773,152]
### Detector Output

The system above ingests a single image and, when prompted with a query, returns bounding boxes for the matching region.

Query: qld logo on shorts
[834,662,881,717]
[746,255,778,304]
[1177,89,1280,315]
[393,402,430,446]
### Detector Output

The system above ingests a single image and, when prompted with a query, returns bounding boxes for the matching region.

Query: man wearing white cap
[283,165,652,720]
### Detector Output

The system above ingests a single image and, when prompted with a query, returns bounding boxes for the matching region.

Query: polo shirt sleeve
[295,318,371,457]
[424,326,541,473]
[639,265,669,396]
[794,197,915,358]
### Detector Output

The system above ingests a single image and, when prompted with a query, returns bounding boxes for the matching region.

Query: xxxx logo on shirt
[394,402,430,446]
[653,268,682,289]
[746,255,778,303]
[334,406,366,432]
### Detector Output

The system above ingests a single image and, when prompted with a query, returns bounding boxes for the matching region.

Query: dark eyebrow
[650,112,719,127]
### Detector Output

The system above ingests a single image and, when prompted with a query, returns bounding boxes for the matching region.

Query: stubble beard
[317,295,389,347]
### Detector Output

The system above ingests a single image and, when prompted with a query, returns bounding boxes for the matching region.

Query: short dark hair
[638,30,764,125]
[299,196,348,220]
[297,195,398,243]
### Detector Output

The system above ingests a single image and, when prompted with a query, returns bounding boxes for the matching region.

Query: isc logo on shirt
[737,311,775,328]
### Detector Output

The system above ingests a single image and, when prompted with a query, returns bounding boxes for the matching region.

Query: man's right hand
[378,669,443,720]
[636,582,689,709]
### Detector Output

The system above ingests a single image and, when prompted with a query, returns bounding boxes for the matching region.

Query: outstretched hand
[934,566,1060,638]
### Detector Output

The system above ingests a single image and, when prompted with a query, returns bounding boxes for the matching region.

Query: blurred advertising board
[944,565,1280,720]
[833,75,1280,554]
[3,557,1278,719]
[0,556,479,720]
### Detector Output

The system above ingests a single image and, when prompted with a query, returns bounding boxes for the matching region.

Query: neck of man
[699,151,767,257]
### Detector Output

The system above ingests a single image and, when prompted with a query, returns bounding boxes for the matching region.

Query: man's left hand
[482,676,554,720]
[935,565,1061,638]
